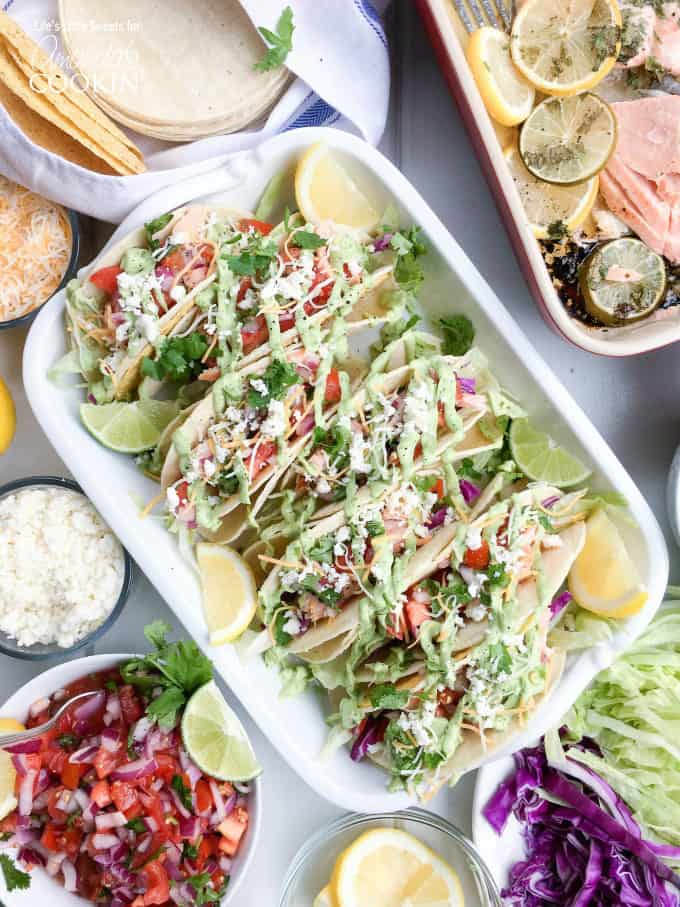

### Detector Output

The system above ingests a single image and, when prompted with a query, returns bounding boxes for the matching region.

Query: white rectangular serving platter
[24,127,669,813]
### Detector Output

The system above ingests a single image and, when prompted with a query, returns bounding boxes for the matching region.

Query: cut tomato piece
[218,806,248,856]
[238,218,273,235]
[245,439,276,478]
[236,277,252,304]
[90,265,122,295]
[153,753,178,784]
[463,539,490,570]
[324,368,342,403]
[91,780,112,808]
[142,860,170,906]
[94,746,121,780]
[195,779,213,814]
[119,685,144,724]
[61,761,87,790]
[405,597,432,635]
[241,314,269,355]
[278,309,296,332]
[110,780,139,814]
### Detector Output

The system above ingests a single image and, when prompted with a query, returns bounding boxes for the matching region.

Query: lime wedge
[520,93,617,185]
[80,399,179,453]
[579,238,666,326]
[510,419,592,488]
[181,681,261,782]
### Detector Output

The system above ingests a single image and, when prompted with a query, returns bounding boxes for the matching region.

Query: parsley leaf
[392,227,427,292]
[0,855,30,892]
[439,314,474,356]
[171,774,194,812]
[369,683,409,710]
[254,6,295,72]
[120,623,213,730]
[225,251,274,276]
[145,213,173,249]
[141,333,209,383]
[126,817,146,834]
[291,230,326,250]
[487,563,509,587]
[247,358,299,409]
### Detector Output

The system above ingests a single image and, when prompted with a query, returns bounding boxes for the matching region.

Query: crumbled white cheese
[250,378,268,397]
[0,488,124,648]
[166,486,180,513]
[170,285,187,303]
[261,400,285,438]
[466,524,484,551]
[136,313,160,344]
[541,534,563,549]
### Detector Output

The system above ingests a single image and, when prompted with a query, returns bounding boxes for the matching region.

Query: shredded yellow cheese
[0,176,72,322]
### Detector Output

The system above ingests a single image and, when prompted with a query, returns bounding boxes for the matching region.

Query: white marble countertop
[0,4,678,903]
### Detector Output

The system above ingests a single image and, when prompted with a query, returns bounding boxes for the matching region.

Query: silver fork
[0,691,99,749]
[452,0,515,33]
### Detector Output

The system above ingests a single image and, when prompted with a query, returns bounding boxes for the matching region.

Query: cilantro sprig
[0,855,30,892]
[188,870,228,905]
[141,333,209,383]
[120,622,213,730]
[291,230,326,250]
[247,358,299,409]
[391,227,427,292]
[254,6,295,73]
[439,314,474,356]
[171,774,194,812]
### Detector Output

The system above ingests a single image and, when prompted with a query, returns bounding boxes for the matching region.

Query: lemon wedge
[331,828,464,907]
[568,509,647,619]
[504,145,599,239]
[467,27,535,127]
[313,886,334,907]
[0,719,23,821]
[510,0,622,96]
[295,143,380,230]
[0,376,16,455]
[196,543,257,645]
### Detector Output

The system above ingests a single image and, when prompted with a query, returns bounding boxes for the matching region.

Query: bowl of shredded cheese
[0,475,133,659]
[0,176,79,330]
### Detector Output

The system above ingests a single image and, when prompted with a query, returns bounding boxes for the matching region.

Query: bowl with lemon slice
[0,637,262,906]
[280,810,500,907]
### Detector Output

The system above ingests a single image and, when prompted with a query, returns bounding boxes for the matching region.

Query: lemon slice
[0,377,16,455]
[181,680,261,781]
[295,143,380,230]
[80,399,179,454]
[504,146,599,239]
[579,238,667,326]
[568,509,647,619]
[313,886,334,907]
[520,94,617,184]
[0,719,23,821]
[510,419,592,488]
[510,0,622,96]
[467,27,535,127]
[331,828,464,907]
[196,543,257,645]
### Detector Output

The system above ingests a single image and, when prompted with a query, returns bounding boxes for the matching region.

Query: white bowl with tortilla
[22,127,668,812]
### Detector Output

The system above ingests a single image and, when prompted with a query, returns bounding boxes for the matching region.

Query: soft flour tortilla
[59,0,289,131]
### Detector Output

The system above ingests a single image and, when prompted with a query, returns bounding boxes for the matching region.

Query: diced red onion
[87,393,97,405]
[204,857,217,876]
[18,846,45,868]
[218,855,232,874]
[95,811,127,831]
[137,835,151,855]
[104,695,121,726]
[73,788,90,812]
[132,717,154,744]
[170,788,191,819]
[207,780,225,822]
[110,757,158,782]
[459,478,481,504]
[165,860,185,883]
[3,738,42,755]
[19,771,36,815]
[101,727,121,753]
[233,782,250,794]
[150,778,164,793]
[11,754,28,776]
[14,828,38,846]
[110,898,132,907]
[35,769,51,796]
[144,816,159,833]
[295,412,316,437]
[179,749,202,789]
[74,691,105,721]
[61,858,77,892]
[55,789,80,814]
[29,698,50,719]
[179,816,202,840]
[92,833,120,850]
[69,744,99,764]
[109,862,136,886]
[46,855,65,876]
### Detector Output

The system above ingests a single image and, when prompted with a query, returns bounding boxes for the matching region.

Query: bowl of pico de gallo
[0,622,262,906]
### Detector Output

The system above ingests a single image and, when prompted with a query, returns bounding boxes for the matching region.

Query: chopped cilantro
[0,855,30,892]
[171,774,194,812]
[369,683,409,710]
[458,457,482,481]
[145,213,173,249]
[104,679,118,693]
[127,725,137,759]
[141,332,209,383]
[188,869,228,905]
[307,534,336,565]
[273,610,293,646]
[538,513,554,532]
[366,519,385,538]
[225,250,274,276]
[439,314,474,356]
[126,817,147,834]
[247,358,299,409]
[486,563,510,587]
[319,587,342,607]
[57,733,79,751]
[66,810,82,829]
[392,227,427,292]
[182,842,199,861]
[291,230,326,250]
[254,6,295,73]
[120,622,213,730]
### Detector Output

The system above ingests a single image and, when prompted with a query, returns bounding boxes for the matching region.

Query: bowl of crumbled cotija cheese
[0,476,132,658]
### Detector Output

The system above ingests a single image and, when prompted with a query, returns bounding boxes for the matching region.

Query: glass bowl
[0,475,133,660]
[0,208,80,331]
[279,808,502,906]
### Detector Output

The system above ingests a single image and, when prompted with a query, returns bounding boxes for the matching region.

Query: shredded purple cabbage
[372,233,393,252]
[457,376,476,395]
[350,714,388,762]
[460,478,481,504]
[485,742,680,906]
[550,590,573,617]
[541,495,561,509]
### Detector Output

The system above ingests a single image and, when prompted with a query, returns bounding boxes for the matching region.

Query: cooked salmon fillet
[619,2,680,75]
[600,96,680,262]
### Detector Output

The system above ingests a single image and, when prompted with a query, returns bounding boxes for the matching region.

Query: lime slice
[579,238,666,326]
[520,94,617,185]
[181,681,261,782]
[510,419,592,488]
[504,146,598,239]
[510,0,621,97]
[80,399,179,453]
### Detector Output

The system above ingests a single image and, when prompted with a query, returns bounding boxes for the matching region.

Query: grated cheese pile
[0,176,72,322]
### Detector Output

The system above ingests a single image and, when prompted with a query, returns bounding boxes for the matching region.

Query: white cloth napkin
[0,0,390,223]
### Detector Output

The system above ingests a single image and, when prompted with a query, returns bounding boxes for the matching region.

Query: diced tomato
[304,271,334,313]
[43,747,68,777]
[211,870,226,892]
[334,552,353,574]
[145,794,169,841]
[110,780,139,815]
[217,807,248,856]
[153,754,178,784]
[240,314,269,355]
[41,824,60,852]
[142,860,170,906]
[324,368,342,403]
[236,277,252,304]
[386,610,407,641]
[41,822,82,859]
[119,685,144,724]
[160,249,187,273]
[195,779,213,814]
[47,787,69,822]
[405,597,432,636]
[0,814,17,835]
[90,780,112,808]
[61,761,87,790]
[432,478,444,499]
[278,309,296,332]
[198,244,214,264]
[463,539,490,570]
[90,265,122,295]
[75,853,102,901]
[245,439,276,478]
[94,746,121,780]
[238,218,274,235]
[175,481,190,507]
